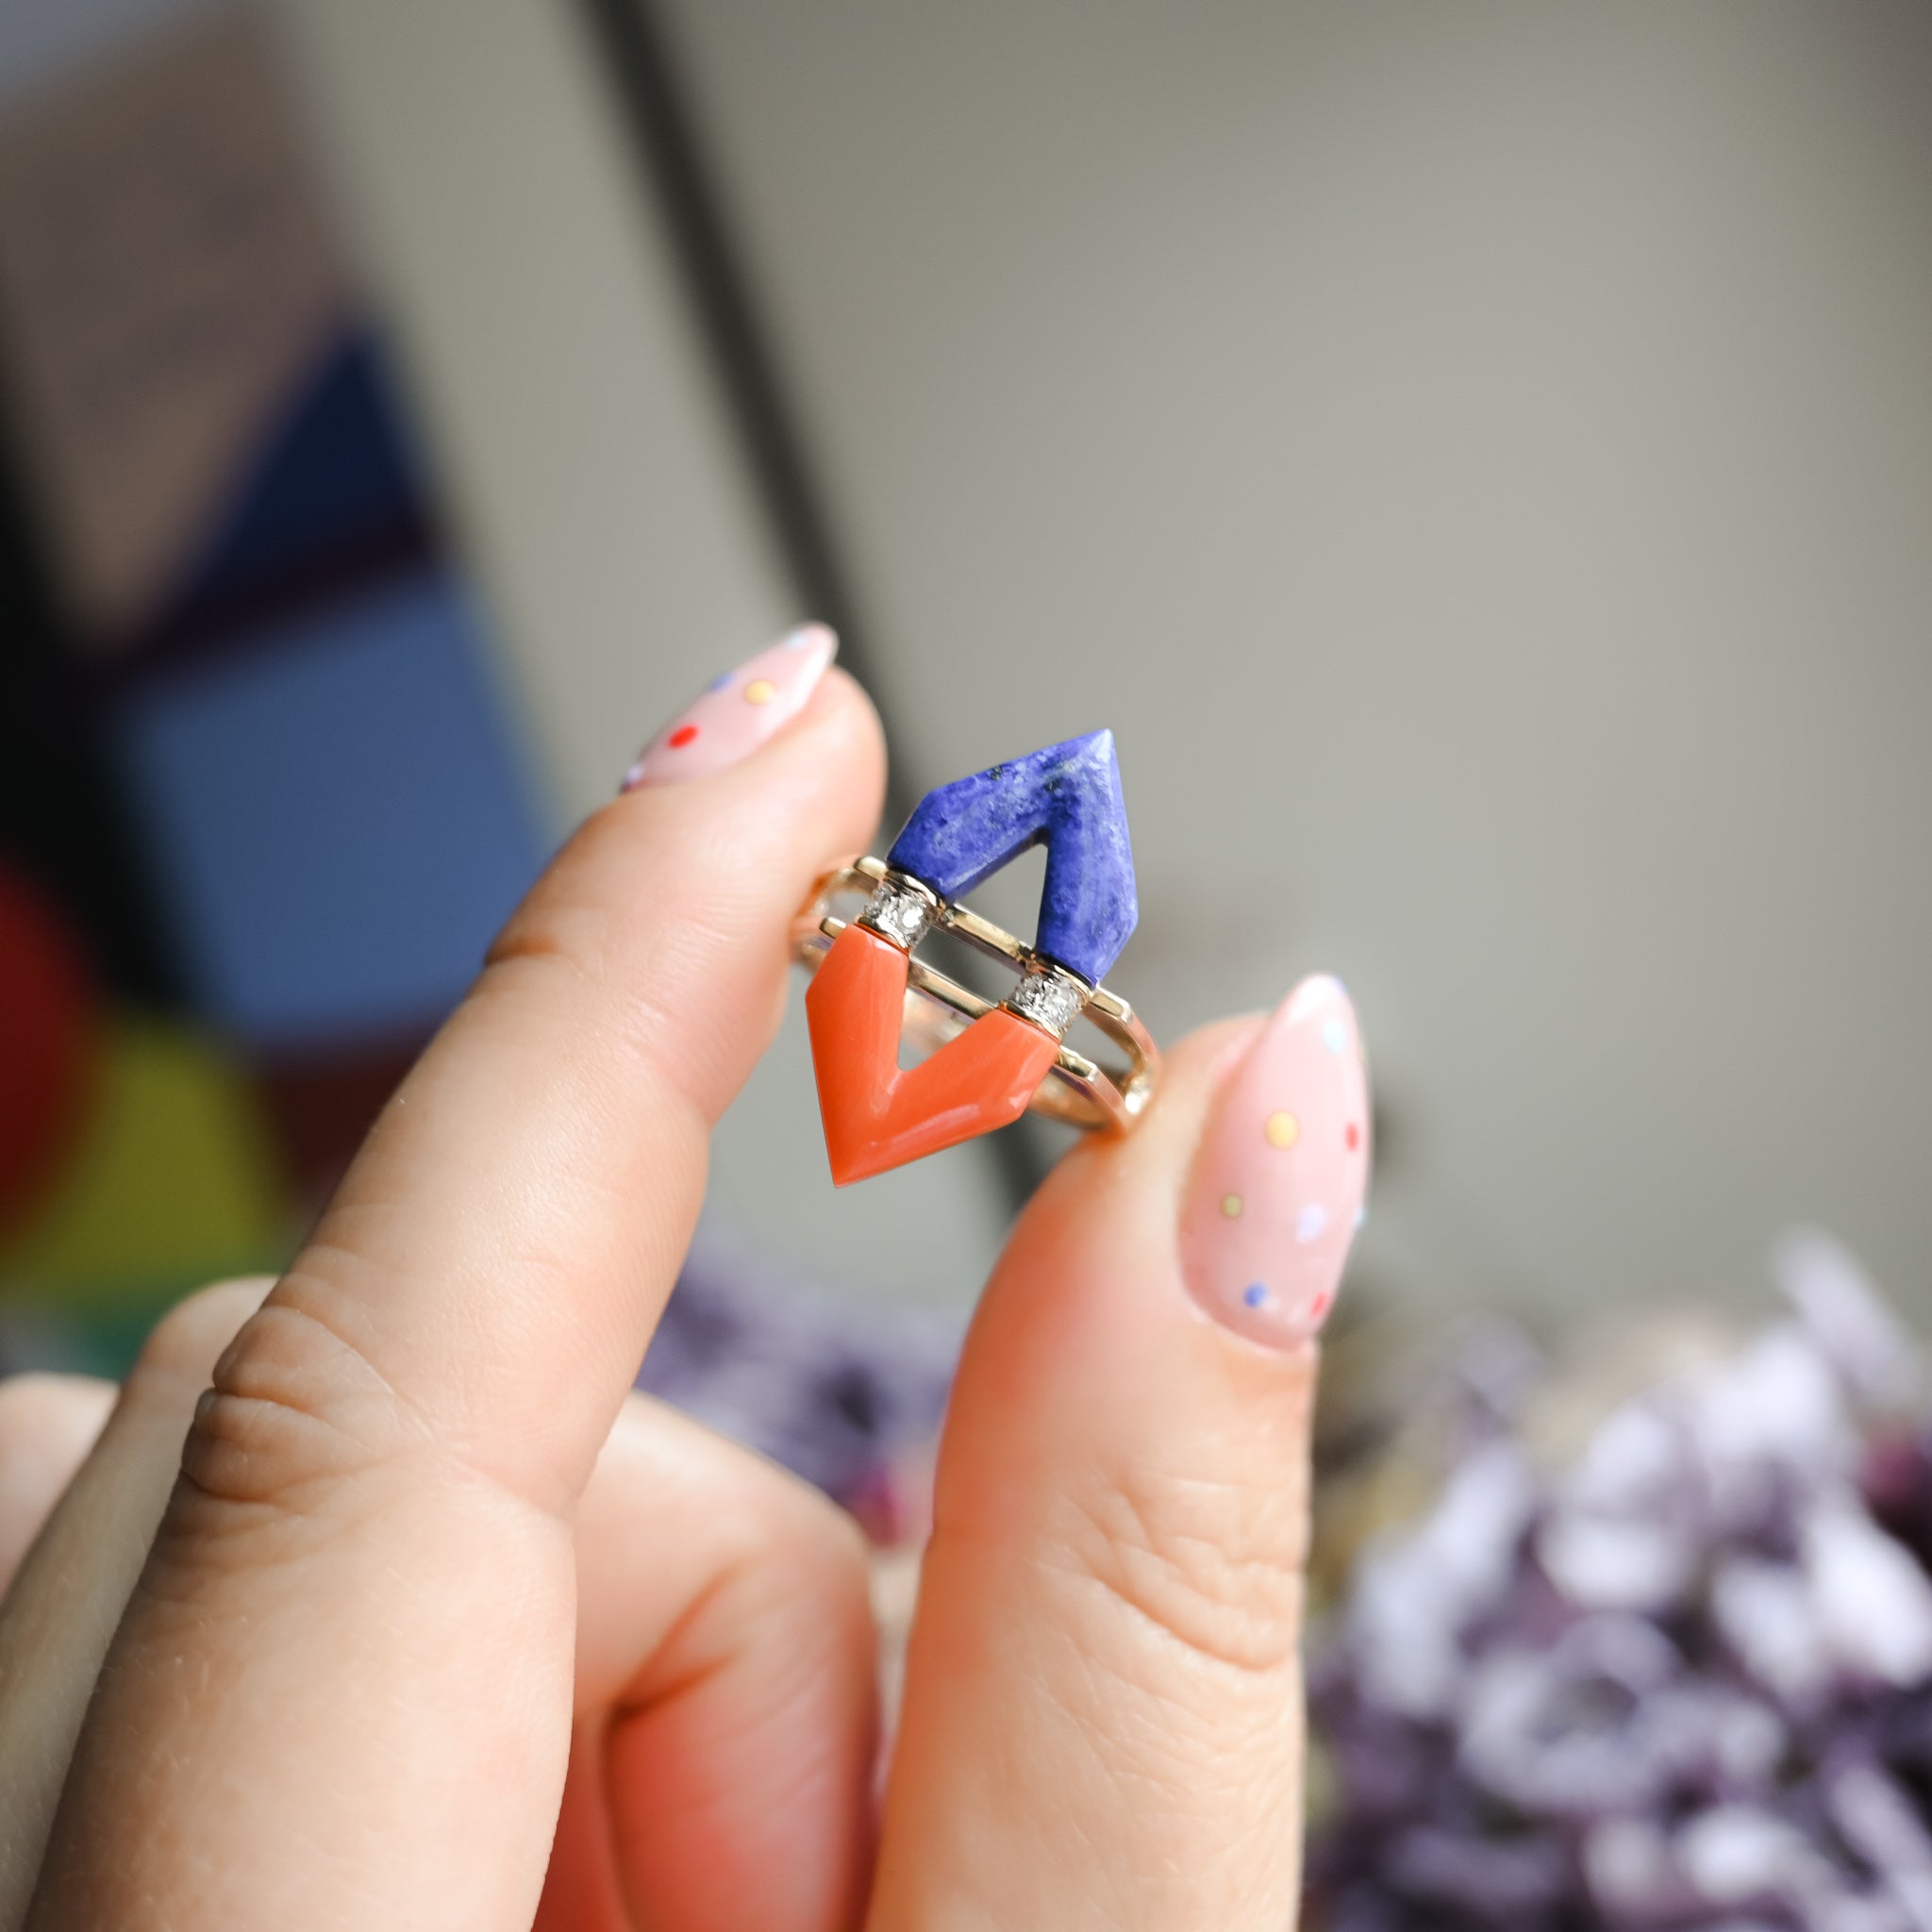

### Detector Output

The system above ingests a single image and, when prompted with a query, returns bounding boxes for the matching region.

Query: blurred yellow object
[0,1015,290,1314]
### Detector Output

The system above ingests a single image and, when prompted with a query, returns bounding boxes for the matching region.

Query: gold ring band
[791,857,1160,1133]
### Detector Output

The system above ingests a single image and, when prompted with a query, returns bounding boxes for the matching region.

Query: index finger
[28,635,884,1931]
[268,634,878,1504]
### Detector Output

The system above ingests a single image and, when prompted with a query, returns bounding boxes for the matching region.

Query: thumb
[872,978,1368,1931]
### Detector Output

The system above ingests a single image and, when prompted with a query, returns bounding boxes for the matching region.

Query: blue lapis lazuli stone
[885,728,1138,986]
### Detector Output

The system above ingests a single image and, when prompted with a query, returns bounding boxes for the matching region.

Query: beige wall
[61,1,1926,1324]
[653,1,1932,1322]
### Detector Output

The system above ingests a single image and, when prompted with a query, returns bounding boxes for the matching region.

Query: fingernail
[621,623,837,791]
[1180,974,1370,1349]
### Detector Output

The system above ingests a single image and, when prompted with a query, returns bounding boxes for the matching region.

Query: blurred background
[3,4,1932,1923]
[5,0,1932,1344]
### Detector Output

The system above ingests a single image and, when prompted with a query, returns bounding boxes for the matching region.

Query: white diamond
[861,876,935,949]
[1008,968,1086,1037]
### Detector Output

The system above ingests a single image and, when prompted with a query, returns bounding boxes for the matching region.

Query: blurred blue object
[152,329,432,651]
[114,572,547,1047]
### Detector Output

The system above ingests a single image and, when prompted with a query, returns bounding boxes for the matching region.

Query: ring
[791,729,1160,1185]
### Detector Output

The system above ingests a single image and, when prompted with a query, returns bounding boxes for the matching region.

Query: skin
[0,671,1314,1930]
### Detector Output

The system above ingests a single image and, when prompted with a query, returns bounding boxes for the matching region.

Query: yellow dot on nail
[1221,1193,1243,1218]
[1265,1110,1300,1149]
[743,678,777,706]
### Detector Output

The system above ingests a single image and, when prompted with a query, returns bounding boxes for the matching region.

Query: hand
[0,641,1364,1929]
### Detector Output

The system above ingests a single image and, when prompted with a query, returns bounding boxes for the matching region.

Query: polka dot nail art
[1179,974,1370,1349]
[622,624,837,790]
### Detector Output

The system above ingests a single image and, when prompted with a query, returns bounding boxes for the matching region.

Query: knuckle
[481,906,600,991]
[708,1485,874,1674]
[667,1403,871,1583]
[1050,1454,1306,1677]
[716,1429,858,1544]
[161,1298,414,1553]
[759,1467,873,1591]
[483,828,621,987]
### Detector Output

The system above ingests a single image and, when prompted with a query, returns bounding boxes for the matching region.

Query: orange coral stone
[805,924,1060,1186]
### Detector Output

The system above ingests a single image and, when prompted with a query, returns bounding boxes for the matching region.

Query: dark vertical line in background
[0,395,181,1008]
[571,0,1049,1211]
[572,0,896,794]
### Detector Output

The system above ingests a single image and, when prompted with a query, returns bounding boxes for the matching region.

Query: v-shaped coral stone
[806,924,1061,1186]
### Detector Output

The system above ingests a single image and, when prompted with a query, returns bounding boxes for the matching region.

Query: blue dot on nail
[1323,1017,1347,1055]
[1243,1282,1268,1307]
[706,673,734,692]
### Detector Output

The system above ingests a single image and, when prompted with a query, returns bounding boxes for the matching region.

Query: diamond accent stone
[859,874,937,950]
[1006,965,1088,1038]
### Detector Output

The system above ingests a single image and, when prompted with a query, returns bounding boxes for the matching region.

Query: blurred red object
[0,859,97,1241]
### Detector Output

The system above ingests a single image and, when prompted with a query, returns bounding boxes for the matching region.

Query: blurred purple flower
[1308,1229,1932,1931]
[634,1225,961,1533]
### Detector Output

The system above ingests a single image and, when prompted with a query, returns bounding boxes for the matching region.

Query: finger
[31,645,885,1929]
[252,635,876,1493]
[874,979,1368,1930]
[0,1375,114,1594]
[0,1279,268,1926]
[535,1728,631,1932]
[537,1395,875,1932]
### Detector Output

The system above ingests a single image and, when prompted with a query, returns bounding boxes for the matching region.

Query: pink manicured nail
[622,623,837,791]
[1179,974,1370,1349]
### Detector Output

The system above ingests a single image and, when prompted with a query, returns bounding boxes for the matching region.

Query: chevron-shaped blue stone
[885,729,1138,986]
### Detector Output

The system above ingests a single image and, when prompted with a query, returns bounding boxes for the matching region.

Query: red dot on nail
[668,724,699,749]
[1345,1123,1360,1151]
[1308,1290,1332,1323]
